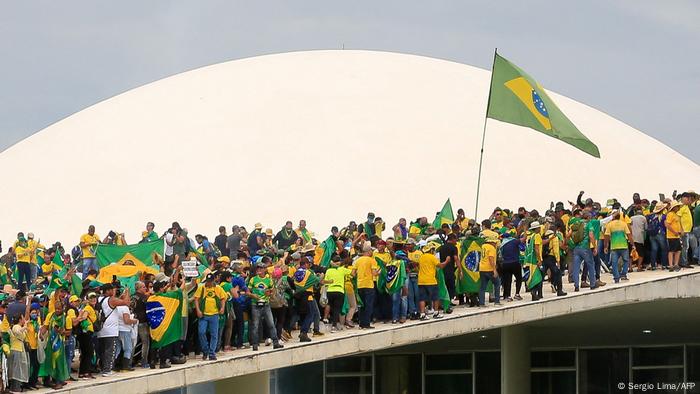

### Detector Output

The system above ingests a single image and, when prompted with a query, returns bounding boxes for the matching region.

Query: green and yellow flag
[457,236,484,294]
[487,53,600,157]
[523,232,544,290]
[95,240,163,283]
[146,290,183,349]
[376,257,407,295]
[432,199,455,229]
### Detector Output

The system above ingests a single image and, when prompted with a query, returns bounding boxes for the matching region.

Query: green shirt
[325,266,352,293]
[250,276,273,303]
[693,204,700,228]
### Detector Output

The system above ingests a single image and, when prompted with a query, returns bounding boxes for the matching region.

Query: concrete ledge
[50,269,700,393]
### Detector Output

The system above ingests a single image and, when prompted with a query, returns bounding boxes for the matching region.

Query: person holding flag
[324,255,354,331]
[524,222,545,301]
[478,236,501,307]
[376,250,407,324]
[292,256,321,342]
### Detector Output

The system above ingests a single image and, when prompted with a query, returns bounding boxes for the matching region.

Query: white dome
[1,50,698,245]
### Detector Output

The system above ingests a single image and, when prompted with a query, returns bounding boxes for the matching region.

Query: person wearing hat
[247,223,265,257]
[542,230,567,297]
[417,241,449,320]
[646,202,669,270]
[604,210,635,283]
[25,233,44,284]
[194,273,227,360]
[567,210,598,292]
[246,263,283,351]
[478,236,501,306]
[525,221,546,301]
[665,201,684,272]
[292,254,322,342]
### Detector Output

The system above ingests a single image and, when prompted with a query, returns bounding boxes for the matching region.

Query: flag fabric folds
[375,257,407,295]
[432,199,455,229]
[95,239,164,268]
[314,236,336,268]
[95,239,163,283]
[146,290,183,349]
[523,234,544,290]
[292,267,320,295]
[487,53,600,158]
[457,236,485,294]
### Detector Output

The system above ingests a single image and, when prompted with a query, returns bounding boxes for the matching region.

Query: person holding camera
[247,263,283,351]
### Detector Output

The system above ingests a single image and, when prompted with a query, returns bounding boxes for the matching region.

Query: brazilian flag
[523,232,544,290]
[376,257,406,295]
[315,236,336,268]
[457,236,485,293]
[432,199,455,229]
[436,267,451,312]
[487,53,600,158]
[147,290,183,349]
[292,267,320,295]
[95,239,164,268]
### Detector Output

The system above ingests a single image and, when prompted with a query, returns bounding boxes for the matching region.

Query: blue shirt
[231,275,248,305]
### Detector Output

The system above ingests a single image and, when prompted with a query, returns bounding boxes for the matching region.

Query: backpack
[570,221,586,245]
[93,296,114,333]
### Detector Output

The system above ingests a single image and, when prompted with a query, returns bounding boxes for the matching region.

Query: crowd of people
[0,190,697,392]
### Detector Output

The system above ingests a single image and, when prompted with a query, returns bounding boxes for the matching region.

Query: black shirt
[214,234,229,257]
[438,243,459,274]
[273,229,298,251]
[132,292,148,323]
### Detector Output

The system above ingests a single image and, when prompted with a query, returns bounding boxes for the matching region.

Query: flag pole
[474,48,498,221]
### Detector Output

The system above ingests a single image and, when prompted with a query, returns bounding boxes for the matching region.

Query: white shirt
[165,233,174,256]
[96,296,119,338]
[116,305,133,332]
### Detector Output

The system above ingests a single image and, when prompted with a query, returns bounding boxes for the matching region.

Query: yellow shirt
[42,263,55,277]
[408,250,423,263]
[547,235,561,263]
[195,284,226,316]
[83,305,96,332]
[666,212,682,239]
[28,240,43,265]
[80,233,100,259]
[481,229,501,247]
[561,214,571,229]
[15,245,31,263]
[479,243,497,272]
[9,325,26,352]
[679,205,693,232]
[417,253,439,286]
[26,319,40,350]
[373,251,391,282]
[353,256,378,289]
[325,267,352,293]
[66,308,77,330]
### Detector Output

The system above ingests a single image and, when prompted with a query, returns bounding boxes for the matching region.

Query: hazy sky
[1,1,698,163]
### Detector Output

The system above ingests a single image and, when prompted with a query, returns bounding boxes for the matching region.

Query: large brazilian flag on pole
[486,53,600,158]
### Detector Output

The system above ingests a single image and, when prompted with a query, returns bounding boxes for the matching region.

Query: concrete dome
[1,50,698,245]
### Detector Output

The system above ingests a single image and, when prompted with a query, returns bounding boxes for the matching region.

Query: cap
[217,256,231,264]
[69,295,80,303]
[205,273,215,282]
[529,221,542,230]
[27,233,34,239]
[255,223,263,230]
[291,252,302,260]
[87,292,97,299]
[376,240,387,247]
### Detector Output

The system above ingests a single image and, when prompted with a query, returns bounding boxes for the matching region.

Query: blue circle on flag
[146,300,165,330]
[531,90,549,118]
[466,251,481,272]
